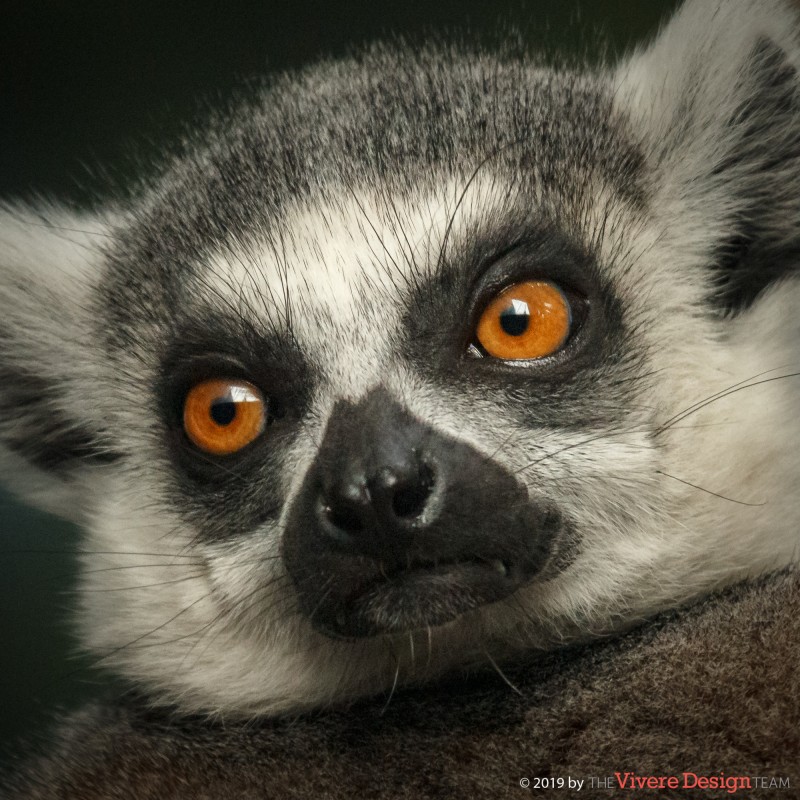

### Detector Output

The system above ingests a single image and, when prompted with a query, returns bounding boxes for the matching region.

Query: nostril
[391,462,435,520]
[392,485,427,519]
[324,502,365,534]
[316,460,436,551]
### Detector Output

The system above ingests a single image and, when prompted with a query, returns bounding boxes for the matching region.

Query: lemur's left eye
[183,379,266,455]
[474,280,572,360]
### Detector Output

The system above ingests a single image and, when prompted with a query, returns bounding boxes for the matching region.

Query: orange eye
[475,280,572,361]
[183,379,266,455]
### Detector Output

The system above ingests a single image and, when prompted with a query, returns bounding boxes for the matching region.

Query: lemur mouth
[310,556,538,639]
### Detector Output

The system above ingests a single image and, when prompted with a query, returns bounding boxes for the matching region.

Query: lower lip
[313,560,531,639]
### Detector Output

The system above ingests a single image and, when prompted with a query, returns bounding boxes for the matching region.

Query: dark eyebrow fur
[162,309,303,368]
[399,211,606,356]
[156,305,316,423]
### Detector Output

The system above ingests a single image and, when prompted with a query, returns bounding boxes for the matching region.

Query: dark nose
[317,456,436,555]
[283,388,558,638]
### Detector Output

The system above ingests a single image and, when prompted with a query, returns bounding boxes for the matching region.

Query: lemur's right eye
[183,379,266,455]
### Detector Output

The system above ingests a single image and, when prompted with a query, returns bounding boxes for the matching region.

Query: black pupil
[210,398,237,426]
[499,302,530,336]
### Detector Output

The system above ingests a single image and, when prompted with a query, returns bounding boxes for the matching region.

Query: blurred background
[0,0,679,761]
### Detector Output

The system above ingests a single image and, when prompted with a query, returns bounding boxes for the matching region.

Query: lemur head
[1,0,799,716]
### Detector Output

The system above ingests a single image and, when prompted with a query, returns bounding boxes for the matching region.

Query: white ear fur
[617,0,800,133]
[615,0,800,311]
[616,0,800,185]
[0,204,117,521]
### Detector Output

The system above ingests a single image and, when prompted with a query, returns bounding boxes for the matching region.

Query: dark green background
[0,0,679,761]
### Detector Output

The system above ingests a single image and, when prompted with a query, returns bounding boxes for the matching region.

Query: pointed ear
[616,0,800,313]
[0,205,121,520]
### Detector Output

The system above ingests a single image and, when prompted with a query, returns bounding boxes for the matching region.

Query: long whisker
[81,574,208,592]
[49,590,216,689]
[435,135,527,274]
[656,470,765,507]
[656,370,800,435]
[482,648,522,696]
[380,657,402,716]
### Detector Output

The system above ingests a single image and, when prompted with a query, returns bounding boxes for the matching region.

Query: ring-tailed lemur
[0,0,798,727]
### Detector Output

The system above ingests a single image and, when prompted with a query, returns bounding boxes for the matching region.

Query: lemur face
[142,163,634,646]
[1,0,799,716]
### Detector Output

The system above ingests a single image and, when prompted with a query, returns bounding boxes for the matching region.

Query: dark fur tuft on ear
[0,368,119,472]
[710,38,800,312]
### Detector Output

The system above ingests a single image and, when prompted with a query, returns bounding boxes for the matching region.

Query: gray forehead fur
[106,45,642,309]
